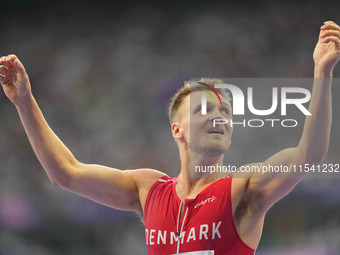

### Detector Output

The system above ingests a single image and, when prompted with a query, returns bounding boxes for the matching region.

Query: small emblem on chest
[194,195,216,209]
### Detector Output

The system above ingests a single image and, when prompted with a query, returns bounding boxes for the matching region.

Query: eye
[194,105,201,113]
[207,104,213,112]
[221,108,230,115]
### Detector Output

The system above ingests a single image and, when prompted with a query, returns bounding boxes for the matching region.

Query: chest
[144,178,255,254]
[145,182,231,241]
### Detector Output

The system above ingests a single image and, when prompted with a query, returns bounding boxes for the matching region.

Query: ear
[172,122,183,140]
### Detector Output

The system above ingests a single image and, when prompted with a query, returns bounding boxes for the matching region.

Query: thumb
[14,58,26,76]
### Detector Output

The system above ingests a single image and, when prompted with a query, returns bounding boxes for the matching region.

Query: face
[175,90,233,157]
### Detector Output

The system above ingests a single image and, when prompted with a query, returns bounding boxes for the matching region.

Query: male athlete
[1,21,339,254]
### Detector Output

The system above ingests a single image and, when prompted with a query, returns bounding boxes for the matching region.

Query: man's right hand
[0,54,32,105]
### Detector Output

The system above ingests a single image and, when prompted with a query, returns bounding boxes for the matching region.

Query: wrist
[14,93,35,111]
[314,65,333,78]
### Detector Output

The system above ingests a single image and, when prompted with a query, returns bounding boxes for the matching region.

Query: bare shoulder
[126,168,168,214]
[126,168,167,190]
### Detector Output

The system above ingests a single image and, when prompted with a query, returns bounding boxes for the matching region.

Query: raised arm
[229,22,340,249]
[243,21,340,213]
[0,55,165,215]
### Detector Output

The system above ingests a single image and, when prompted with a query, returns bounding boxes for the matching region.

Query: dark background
[1,0,340,254]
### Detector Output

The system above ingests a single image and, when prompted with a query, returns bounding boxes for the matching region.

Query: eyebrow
[192,100,232,114]
[221,99,231,108]
[220,100,232,114]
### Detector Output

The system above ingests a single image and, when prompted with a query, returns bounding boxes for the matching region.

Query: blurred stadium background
[0,0,340,254]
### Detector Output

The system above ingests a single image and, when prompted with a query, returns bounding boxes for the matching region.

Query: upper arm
[57,162,166,215]
[244,147,307,213]
[230,148,306,247]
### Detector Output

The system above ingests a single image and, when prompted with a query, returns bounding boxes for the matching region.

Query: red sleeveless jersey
[144,175,255,255]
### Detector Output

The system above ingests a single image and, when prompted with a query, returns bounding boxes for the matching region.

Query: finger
[6,54,18,63]
[0,65,8,74]
[4,57,13,68]
[322,36,340,47]
[324,21,338,25]
[320,30,340,38]
[321,22,340,32]
[5,54,18,66]
[14,58,26,76]
[0,56,6,65]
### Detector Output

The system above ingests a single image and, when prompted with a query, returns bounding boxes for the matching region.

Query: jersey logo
[194,195,216,209]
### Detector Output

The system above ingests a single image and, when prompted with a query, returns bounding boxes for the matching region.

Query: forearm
[249,70,333,209]
[298,67,332,164]
[15,94,78,185]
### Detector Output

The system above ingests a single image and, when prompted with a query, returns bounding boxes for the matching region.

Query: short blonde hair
[168,78,231,124]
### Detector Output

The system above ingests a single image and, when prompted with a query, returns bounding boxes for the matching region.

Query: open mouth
[207,128,224,135]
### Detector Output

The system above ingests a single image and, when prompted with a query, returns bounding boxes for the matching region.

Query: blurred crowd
[0,1,340,254]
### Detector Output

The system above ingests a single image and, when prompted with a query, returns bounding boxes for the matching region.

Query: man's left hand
[313,21,340,74]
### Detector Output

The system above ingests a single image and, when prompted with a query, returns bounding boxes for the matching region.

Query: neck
[177,149,224,196]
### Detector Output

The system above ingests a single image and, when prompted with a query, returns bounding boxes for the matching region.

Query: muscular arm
[230,22,340,249]
[242,21,340,213]
[0,55,165,214]
[247,73,332,210]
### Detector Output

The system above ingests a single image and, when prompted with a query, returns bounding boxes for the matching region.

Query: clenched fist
[0,55,31,105]
[313,21,340,74]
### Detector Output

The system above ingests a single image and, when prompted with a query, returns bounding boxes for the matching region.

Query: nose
[208,107,224,121]
[208,107,232,131]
